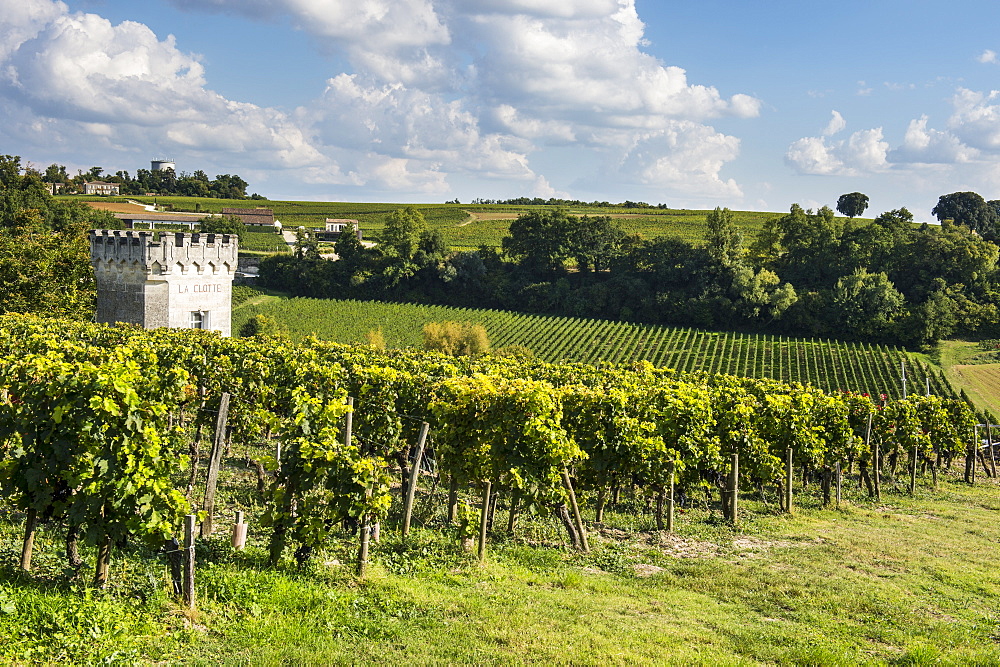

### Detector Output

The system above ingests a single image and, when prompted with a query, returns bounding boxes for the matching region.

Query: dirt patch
[597,526,719,559]
[85,201,149,213]
[461,210,518,224]
[632,564,665,577]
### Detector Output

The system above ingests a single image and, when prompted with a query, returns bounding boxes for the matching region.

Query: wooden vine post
[20,508,37,572]
[478,480,492,561]
[729,453,739,524]
[966,426,977,485]
[201,392,230,538]
[785,447,794,513]
[666,461,675,532]
[402,422,430,538]
[989,423,997,478]
[873,439,881,500]
[183,514,196,609]
[835,461,842,507]
[909,445,918,496]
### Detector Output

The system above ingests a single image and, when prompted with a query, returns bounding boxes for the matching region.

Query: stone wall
[90,230,238,336]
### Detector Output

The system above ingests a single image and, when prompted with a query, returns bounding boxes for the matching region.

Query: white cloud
[978,49,997,64]
[947,87,1000,152]
[785,128,887,176]
[785,136,843,175]
[617,122,743,198]
[166,0,758,195]
[888,115,977,164]
[2,0,759,200]
[823,110,846,136]
[0,0,325,171]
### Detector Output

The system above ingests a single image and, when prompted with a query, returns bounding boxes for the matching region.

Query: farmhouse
[89,229,238,336]
[84,181,121,196]
[325,218,359,233]
[320,218,362,242]
[222,207,281,229]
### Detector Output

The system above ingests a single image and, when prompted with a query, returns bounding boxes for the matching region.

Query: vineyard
[0,314,993,662]
[78,195,876,251]
[234,296,952,401]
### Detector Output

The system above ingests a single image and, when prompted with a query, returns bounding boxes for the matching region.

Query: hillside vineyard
[0,314,977,585]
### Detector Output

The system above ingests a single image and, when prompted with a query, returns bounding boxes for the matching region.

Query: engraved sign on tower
[89,230,238,336]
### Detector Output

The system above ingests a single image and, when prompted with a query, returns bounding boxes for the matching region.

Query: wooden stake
[667,462,675,532]
[20,508,37,572]
[183,514,196,609]
[357,517,370,577]
[909,445,918,496]
[785,447,794,513]
[344,396,353,447]
[447,475,458,524]
[835,461,842,507]
[478,480,492,562]
[595,486,607,523]
[402,422,430,538]
[873,441,881,500]
[730,454,739,524]
[989,423,997,477]
[201,392,230,538]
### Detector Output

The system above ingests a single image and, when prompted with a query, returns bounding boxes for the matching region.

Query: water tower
[151,159,176,172]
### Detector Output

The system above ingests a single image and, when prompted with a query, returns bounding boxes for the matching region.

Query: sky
[5,1,1000,219]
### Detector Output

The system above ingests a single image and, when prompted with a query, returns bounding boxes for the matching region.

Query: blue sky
[4,0,1000,219]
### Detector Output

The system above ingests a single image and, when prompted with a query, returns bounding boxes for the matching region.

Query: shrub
[422,321,490,356]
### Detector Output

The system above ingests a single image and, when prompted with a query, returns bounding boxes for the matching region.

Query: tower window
[190,311,209,329]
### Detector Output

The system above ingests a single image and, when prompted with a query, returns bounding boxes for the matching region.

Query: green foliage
[382,207,428,260]
[422,321,490,356]
[836,192,870,219]
[239,313,283,338]
[932,191,998,237]
[705,206,743,267]
[198,214,246,235]
[234,296,950,400]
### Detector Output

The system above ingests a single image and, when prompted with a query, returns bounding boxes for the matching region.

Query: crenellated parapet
[89,230,238,278]
[89,230,238,336]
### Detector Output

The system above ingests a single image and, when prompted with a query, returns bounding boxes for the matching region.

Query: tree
[836,192,869,219]
[832,269,905,340]
[705,206,743,267]
[502,209,572,274]
[381,207,427,260]
[566,215,626,273]
[931,192,998,237]
[198,215,246,236]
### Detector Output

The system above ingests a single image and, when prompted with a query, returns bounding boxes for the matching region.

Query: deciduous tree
[836,192,869,219]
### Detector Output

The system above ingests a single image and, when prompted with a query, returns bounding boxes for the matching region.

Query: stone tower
[89,230,238,336]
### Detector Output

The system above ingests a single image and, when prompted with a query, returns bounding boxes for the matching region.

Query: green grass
[4,464,1000,664]
[234,295,948,399]
[71,195,878,251]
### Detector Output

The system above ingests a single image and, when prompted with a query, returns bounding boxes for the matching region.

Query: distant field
[239,230,290,253]
[72,195,874,252]
[234,295,947,399]
[949,364,1000,417]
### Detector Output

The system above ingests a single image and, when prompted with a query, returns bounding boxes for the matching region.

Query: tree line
[40,162,258,199]
[261,194,1000,349]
